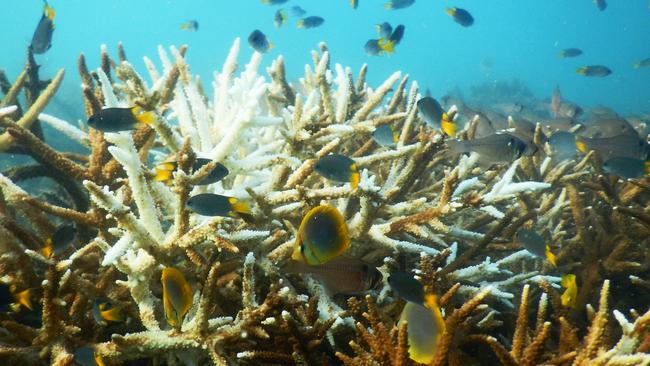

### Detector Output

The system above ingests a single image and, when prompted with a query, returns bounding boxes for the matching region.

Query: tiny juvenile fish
[87,106,155,132]
[576,65,612,77]
[155,158,229,186]
[559,48,583,58]
[291,205,350,265]
[248,29,272,53]
[41,224,76,258]
[180,20,199,31]
[548,131,577,160]
[289,6,306,17]
[515,229,557,267]
[92,299,124,326]
[284,257,382,294]
[375,22,393,40]
[447,133,527,164]
[31,2,55,54]
[417,97,456,136]
[186,193,251,219]
[261,0,288,4]
[594,0,607,11]
[161,267,193,328]
[388,271,424,305]
[297,16,324,29]
[274,9,287,28]
[0,284,33,312]
[314,154,360,189]
[633,58,650,69]
[372,124,399,147]
[602,157,650,179]
[575,133,649,160]
[73,347,105,366]
[446,7,474,27]
[399,296,446,364]
[561,274,578,308]
[384,0,415,10]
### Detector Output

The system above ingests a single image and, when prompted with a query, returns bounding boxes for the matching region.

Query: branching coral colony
[0,39,649,365]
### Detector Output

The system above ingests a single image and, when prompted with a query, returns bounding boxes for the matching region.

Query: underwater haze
[1,0,649,119]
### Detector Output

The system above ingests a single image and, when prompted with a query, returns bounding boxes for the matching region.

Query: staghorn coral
[0,38,648,366]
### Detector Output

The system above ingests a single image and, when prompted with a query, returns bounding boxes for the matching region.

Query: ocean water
[1,0,649,121]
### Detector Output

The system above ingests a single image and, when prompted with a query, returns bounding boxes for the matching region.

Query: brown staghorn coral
[0,38,648,366]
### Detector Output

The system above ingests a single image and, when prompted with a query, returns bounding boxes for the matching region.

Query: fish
[186,193,251,219]
[274,9,287,28]
[291,205,350,265]
[284,257,382,294]
[399,296,446,364]
[561,274,578,308]
[87,106,155,132]
[558,48,583,58]
[633,58,650,69]
[389,24,405,45]
[297,16,325,29]
[289,6,306,17]
[602,157,650,179]
[575,133,649,160]
[261,0,288,4]
[388,272,424,305]
[372,124,399,147]
[155,158,229,186]
[551,85,562,118]
[314,154,360,189]
[73,347,105,366]
[375,22,393,40]
[180,20,199,31]
[384,0,415,10]
[548,131,578,160]
[31,2,55,54]
[576,65,612,77]
[514,229,557,267]
[92,299,124,325]
[161,267,193,328]
[594,0,607,11]
[0,284,33,312]
[350,0,359,9]
[364,39,385,56]
[417,97,456,136]
[40,224,76,258]
[447,133,527,164]
[446,7,474,27]
[248,29,272,53]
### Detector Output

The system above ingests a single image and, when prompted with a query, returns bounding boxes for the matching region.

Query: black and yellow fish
[514,229,557,267]
[186,193,251,219]
[576,65,612,77]
[154,158,229,186]
[0,283,33,312]
[297,16,325,29]
[248,29,273,53]
[314,154,360,189]
[274,9,287,28]
[180,20,199,32]
[388,271,425,305]
[446,7,474,27]
[92,298,124,326]
[73,346,105,366]
[372,124,399,147]
[31,2,55,54]
[87,107,155,132]
[161,267,193,328]
[40,224,76,258]
[291,205,350,265]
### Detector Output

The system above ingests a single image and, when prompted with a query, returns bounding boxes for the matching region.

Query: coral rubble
[0,40,649,365]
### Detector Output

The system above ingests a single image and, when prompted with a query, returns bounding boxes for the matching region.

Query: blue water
[1,0,649,118]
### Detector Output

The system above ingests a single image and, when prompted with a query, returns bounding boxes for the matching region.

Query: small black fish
[388,271,424,305]
[389,24,405,45]
[87,107,155,132]
[384,0,415,10]
[372,124,399,147]
[633,58,650,69]
[297,16,324,29]
[314,154,360,189]
[180,20,199,32]
[92,298,124,325]
[548,131,577,160]
[446,7,474,27]
[155,158,229,186]
[31,3,55,54]
[594,0,607,11]
[73,347,104,366]
[248,29,272,53]
[187,193,251,218]
[274,9,287,28]
[559,48,582,58]
[42,224,77,257]
[376,22,393,39]
[576,65,612,77]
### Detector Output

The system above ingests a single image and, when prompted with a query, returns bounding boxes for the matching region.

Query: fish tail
[154,168,173,183]
[280,10,286,24]
[101,306,124,322]
[644,161,650,175]
[349,163,360,189]
[393,130,400,143]
[445,7,456,16]
[296,19,305,28]
[545,245,557,267]
[633,63,641,69]
[131,107,156,125]
[384,2,393,10]
[261,0,270,3]
[180,23,189,30]
[44,4,55,20]
[575,138,588,153]
[576,67,587,75]
[441,113,457,137]
[228,197,251,215]
[14,289,33,311]
[40,238,53,258]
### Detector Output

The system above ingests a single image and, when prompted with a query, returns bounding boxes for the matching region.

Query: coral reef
[0,39,648,365]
